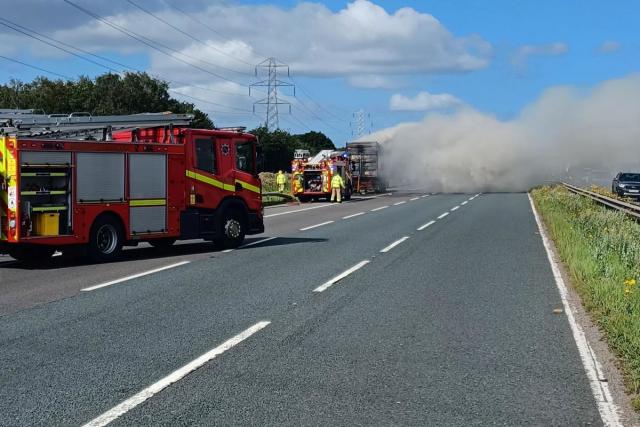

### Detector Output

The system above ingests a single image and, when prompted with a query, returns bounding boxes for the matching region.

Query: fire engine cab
[291,149,353,202]
[0,110,264,262]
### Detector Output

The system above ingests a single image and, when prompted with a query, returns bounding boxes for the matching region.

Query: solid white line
[409,197,420,201]
[371,205,389,212]
[81,261,191,292]
[313,260,370,293]
[222,249,234,253]
[393,201,407,206]
[421,195,429,198]
[437,212,449,219]
[461,201,468,205]
[240,236,278,248]
[82,321,271,427]
[300,221,334,231]
[380,236,410,253]
[265,203,334,218]
[342,212,365,219]
[451,206,460,211]
[417,220,436,231]
[528,194,621,426]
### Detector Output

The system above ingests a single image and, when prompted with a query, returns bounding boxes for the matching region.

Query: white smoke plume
[369,74,640,192]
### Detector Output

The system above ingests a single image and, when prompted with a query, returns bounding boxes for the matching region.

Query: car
[612,172,640,198]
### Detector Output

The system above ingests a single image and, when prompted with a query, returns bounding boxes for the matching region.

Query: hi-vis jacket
[331,174,344,189]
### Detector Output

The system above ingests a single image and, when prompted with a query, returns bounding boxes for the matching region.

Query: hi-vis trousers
[331,187,342,202]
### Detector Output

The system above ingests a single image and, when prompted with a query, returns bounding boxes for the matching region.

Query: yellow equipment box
[33,213,60,236]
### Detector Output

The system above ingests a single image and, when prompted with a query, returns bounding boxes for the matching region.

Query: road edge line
[82,321,271,427]
[528,193,621,426]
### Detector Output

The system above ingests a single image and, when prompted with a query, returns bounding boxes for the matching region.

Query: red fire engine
[0,111,264,262]
[291,149,353,202]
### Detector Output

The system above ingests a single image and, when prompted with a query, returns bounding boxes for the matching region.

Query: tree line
[0,72,336,172]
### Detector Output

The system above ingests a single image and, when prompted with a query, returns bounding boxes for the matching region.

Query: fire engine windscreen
[368,74,640,192]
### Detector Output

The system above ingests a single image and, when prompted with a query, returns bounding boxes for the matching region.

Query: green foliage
[532,186,640,400]
[0,72,213,129]
[250,126,336,172]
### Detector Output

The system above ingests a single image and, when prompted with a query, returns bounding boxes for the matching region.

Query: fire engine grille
[77,153,125,202]
[130,206,166,234]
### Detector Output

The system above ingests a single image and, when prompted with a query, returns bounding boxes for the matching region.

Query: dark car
[612,172,640,198]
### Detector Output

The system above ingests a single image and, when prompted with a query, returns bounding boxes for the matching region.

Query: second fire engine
[290,149,353,202]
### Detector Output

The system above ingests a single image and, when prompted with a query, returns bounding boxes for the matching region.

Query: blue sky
[0,0,638,146]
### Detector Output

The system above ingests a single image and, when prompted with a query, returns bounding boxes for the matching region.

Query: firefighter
[330,172,345,203]
[276,170,286,193]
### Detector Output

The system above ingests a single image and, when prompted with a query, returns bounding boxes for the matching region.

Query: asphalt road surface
[0,192,605,426]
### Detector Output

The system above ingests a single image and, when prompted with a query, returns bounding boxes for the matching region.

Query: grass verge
[260,172,296,207]
[531,185,640,408]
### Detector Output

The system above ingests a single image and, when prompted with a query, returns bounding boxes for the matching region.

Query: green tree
[250,126,335,172]
[0,72,213,129]
[297,130,336,152]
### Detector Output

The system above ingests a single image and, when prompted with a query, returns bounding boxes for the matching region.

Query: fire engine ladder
[0,110,194,141]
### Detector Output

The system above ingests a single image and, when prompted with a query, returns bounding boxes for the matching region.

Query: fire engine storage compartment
[303,169,324,193]
[128,153,167,234]
[20,151,72,237]
[76,152,167,235]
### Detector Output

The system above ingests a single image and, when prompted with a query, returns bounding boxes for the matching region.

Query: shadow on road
[0,236,327,270]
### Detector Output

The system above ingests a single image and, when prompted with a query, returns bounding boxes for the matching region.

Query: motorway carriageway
[0,192,617,425]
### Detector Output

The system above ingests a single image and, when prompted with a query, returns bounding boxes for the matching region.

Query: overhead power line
[0,55,73,80]
[62,0,248,86]
[0,16,255,100]
[0,19,118,73]
[157,0,350,131]
[125,0,253,73]
[0,16,255,115]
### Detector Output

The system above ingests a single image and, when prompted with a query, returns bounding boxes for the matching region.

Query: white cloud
[8,0,491,80]
[348,75,402,89]
[597,41,621,54]
[389,91,463,111]
[511,42,568,71]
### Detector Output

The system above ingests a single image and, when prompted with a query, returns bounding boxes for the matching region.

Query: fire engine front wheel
[214,209,246,249]
[88,216,124,262]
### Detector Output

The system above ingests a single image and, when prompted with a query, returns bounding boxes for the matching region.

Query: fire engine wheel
[215,210,246,249]
[88,216,124,262]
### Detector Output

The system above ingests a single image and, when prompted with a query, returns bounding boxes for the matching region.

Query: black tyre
[298,195,310,203]
[149,238,176,249]
[88,215,124,262]
[214,208,246,249]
